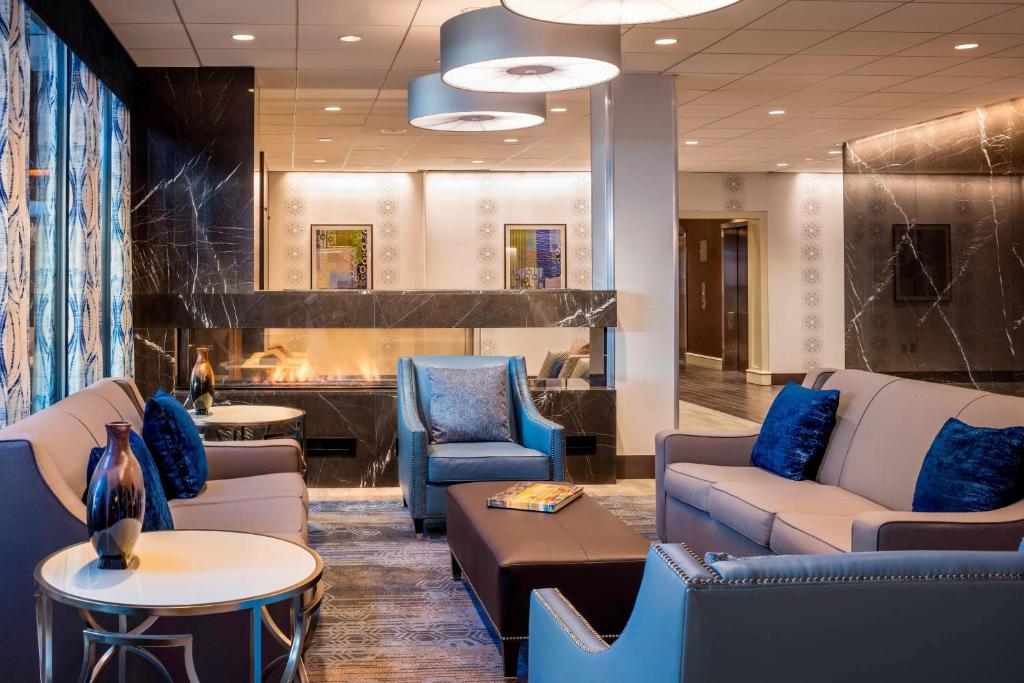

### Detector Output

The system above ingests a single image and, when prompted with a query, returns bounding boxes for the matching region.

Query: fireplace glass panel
[181,328,473,388]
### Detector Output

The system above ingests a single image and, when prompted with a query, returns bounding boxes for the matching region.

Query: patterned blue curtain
[109,95,132,377]
[0,0,30,425]
[65,54,102,394]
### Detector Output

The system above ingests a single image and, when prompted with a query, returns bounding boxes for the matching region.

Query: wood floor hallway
[679,365,781,424]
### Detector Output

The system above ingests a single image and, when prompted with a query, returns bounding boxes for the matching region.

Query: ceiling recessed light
[654,38,678,46]
[954,43,979,50]
[768,109,786,116]
[317,137,333,142]
[471,160,485,164]
[313,159,326,163]
[247,88,255,93]
[232,34,255,41]
[776,162,789,167]
[504,138,519,143]
[339,35,363,42]
[828,149,842,155]
[550,107,568,113]
[684,140,699,145]
[324,106,342,112]
[380,128,408,135]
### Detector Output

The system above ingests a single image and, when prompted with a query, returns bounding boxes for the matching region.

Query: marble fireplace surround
[134,289,618,486]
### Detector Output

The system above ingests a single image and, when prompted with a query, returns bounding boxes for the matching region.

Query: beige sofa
[0,377,308,681]
[657,368,1024,558]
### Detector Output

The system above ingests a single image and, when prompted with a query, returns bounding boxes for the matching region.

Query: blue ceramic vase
[86,422,146,570]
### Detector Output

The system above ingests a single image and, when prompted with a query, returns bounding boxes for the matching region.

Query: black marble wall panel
[134,290,618,329]
[183,386,616,487]
[131,68,255,296]
[844,98,1024,394]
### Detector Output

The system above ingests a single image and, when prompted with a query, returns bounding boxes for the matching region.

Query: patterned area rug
[305,494,656,682]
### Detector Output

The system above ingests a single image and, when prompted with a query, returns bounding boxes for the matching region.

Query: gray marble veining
[844,97,1023,395]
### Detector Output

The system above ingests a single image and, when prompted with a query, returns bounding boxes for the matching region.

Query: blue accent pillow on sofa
[913,418,1024,513]
[142,389,208,499]
[751,382,840,481]
[86,430,175,531]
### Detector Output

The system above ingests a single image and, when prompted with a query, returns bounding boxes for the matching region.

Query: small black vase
[190,346,216,416]
[86,422,146,570]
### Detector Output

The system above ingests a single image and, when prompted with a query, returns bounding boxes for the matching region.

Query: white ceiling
[91,0,1024,173]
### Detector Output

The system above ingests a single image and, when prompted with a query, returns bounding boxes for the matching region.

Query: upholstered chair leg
[413,518,424,536]
[402,496,408,508]
[502,641,520,678]
[450,553,462,579]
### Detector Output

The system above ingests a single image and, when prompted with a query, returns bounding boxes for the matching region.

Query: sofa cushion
[663,463,781,512]
[426,365,513,444]
[428,442,550,483]
[143,389,209,499]
[837,379,986,511]
[813,369,901,486]
[751,382,840,481]
[771,513,854,554]
[913,418,1024,513]
[708,480,888,546]
[412,357,517,442]
[168,472,307,540]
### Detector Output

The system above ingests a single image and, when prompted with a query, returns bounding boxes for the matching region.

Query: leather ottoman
[446,481,650,677]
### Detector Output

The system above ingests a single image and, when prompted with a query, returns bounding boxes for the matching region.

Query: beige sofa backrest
[0,378,145,500]
[809,369,1024,511]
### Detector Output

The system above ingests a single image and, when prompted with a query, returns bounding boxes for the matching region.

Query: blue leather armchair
[397,355,565,534]
[530,544,1024,683]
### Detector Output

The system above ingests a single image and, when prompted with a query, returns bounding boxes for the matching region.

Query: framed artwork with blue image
[505,224,565,290]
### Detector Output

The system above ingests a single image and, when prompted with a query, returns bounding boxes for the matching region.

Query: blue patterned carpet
[305,494,656,682]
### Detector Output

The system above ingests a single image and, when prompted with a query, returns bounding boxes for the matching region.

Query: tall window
[24,9,131,414]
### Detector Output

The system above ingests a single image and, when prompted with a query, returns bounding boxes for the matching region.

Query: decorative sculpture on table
[86,422,145,570]
[190,346,216,415]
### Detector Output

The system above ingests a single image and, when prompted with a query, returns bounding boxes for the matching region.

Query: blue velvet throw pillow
[751,382,840,481]
[142,389,208,499]
[426,365,513,444]
[86,430,174,531]
[913,418,1024,513]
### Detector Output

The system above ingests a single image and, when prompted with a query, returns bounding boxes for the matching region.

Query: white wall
[268,172,425,290]
[679,172,845,374]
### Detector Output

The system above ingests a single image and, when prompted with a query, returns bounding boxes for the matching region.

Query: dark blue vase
[86,422,146,570]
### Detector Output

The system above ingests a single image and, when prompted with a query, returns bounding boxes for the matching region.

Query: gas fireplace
[177,328,473,390]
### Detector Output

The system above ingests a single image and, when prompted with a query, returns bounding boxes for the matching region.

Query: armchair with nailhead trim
[529,543,1024,682]
[397,355,566,535]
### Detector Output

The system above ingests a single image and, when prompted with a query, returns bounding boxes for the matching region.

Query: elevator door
[722,224,749,372]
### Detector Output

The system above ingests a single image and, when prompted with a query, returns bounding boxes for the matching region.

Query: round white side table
[190,404,308,471]
[34,530,323,683]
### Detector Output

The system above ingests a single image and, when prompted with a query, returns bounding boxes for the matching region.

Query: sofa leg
[402,496,408,508]
[413,518,424,537]
[502,641,520,678]
[451,552,462,579]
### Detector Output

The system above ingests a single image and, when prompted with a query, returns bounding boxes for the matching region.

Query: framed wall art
[311,225,372,290]
[504,224,565,290]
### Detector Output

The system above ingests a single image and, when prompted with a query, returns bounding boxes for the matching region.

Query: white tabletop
[189,404,305,426]
[37,530,320,612]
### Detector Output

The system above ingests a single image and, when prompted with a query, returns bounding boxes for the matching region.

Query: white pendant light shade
[501,0,742,25]
[441,6,620,94]
[407,73,546,132]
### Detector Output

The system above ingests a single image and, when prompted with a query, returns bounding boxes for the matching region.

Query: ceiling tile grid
[88,0,1024,173]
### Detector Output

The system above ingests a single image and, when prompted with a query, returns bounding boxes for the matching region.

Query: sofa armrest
[656,428,759,469]
[532,589,610,655]
[204,439,303,479]
[852,500,1024,552]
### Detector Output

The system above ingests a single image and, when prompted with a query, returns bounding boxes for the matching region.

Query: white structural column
[591,74,679,457]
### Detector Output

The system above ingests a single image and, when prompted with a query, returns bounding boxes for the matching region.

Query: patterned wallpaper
[0,0,30,425]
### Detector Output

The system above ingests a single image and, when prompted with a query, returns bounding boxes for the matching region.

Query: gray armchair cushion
[427,365,513,444]
[427,442,550,483]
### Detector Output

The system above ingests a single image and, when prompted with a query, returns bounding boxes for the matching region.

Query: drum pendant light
[440,6,621,94]
[501,0,742,25]
[407,73,546,132]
